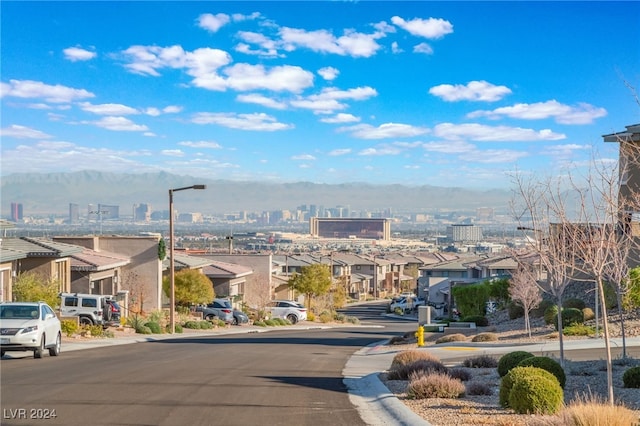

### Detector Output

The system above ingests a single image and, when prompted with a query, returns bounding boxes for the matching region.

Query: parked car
[266,300,307,324]
[389,296,425,313]
[0,302,62,359]
[194,298,234,323]
[232,309,249,325]
[59,293,120,327]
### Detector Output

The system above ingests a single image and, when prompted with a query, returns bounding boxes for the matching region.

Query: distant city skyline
[2,2,638,189]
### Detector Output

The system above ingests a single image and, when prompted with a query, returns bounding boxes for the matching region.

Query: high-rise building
[447,224,483,242]
[309,218,391,240]
[69,203,79,224]
[10,202,23,222]
[133,203,152,222]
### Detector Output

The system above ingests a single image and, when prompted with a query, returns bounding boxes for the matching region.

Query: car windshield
[0,305,40,319]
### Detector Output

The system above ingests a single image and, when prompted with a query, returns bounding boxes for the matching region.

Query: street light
[169,184,206,334]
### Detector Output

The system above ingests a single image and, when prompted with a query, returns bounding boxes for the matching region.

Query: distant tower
[10,202,23,222]
[69,203,79,224]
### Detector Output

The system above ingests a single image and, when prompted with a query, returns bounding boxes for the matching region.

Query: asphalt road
[0,303,414,426]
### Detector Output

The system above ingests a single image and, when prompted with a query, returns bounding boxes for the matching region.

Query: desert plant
[319,311,333,323]
[581,307,595,321]
[60,319,79,337]
[82,324,106,337]
[144,321,162,334]
[559,394,639,426]
[556,307,584,330]
[388,336,409,345]
[435,333,467,344]
[460,315,489,326]
[406,372,465,399]
[466,381,493,396]
[448,367,472,381]
[387,359,448,380]
[166,323,183,333]
[345,316,360,324]
[264,319,277,326]
[622,366,640,388]
[183,320,200,329]
[508,302,525,319]
[544,304,559,325]
[532,299,555,318]
[509,372,563,414]
[136,325,152,334]
[472,332,498,342]
[307,312,316,322]
[333,312,345,322]
[497,351,535,377]
[198,320,213,329]
[562,298,586,310]
[253,320,266,327]
[517,356,566,388]
[390,350,440,370]
[462,355,498,369]
[563,324,595,336]
[499,366,559,408]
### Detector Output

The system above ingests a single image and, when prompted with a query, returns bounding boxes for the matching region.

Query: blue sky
[1,1,638,189]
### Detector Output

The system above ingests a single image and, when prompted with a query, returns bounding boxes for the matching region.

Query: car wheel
[205,314,216,321]
[34,335,45,359]
[232,316,239,325]
[287,314,298,324]
[79,316,93,326]
[1,351,5,358]
[49,332,61,356]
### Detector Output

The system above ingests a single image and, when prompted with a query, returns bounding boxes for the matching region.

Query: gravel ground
[380,312,640,426]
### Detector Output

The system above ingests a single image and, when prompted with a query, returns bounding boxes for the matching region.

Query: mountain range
[0,171,512,217]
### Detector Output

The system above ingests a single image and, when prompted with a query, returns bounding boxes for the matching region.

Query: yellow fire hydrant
[415,325,425,347]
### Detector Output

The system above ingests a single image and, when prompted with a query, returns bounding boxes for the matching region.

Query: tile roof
[203,260,253,278]
[1,237,83,258]
[70,248,130,272]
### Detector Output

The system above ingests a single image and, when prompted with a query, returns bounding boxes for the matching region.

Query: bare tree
[508,254,543,338]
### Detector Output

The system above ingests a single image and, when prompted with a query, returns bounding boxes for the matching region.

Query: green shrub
[61,319,79,337]
[273,318,288,326]
[508,303,525,320]
[82,324,106,337]
[544,304,559,325]
[499,366,559,408]
[532,299,554,318]
[387,359,448,380]
[183,320,200,329]
[472,332,498,342]
[198,320,213,329]
[517,356,566,388]
[407,372,465,399]
[563,324,595,336]
[166,323,184,333]
[435,333,467,344]
[253,320,266,327]
[136,325,152,334]
[582,307,595,321]
[558,308,584,330]
[509,372,563,414]
[334,312,345,322]
[497,351,535,377]
[144,321,162,334]
[462,355,498,369]
[562,298,586,310]
[622,366,640,388]
[460,315,489,326]
[345,316,360,324]
[264,319,277,326]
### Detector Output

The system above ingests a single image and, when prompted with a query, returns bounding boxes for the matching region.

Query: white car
[389,296,425,312]
[0,302,62,359]
[266,300,307,324]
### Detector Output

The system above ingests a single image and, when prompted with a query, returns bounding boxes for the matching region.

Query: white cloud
[161,149,184,157]
[63,46,97,61]
[391,41,403,54]
[0,79,94,103]
[391,16,454,39]
[163,105,182,114]
[358,145,404,156]
[235,31,280,57]
[413,43,433,55]
[423,140,475,154]
[542,143,591,158]
[178,140,223,149]
[191,112,293,131]
[433,123,565,141]
[291,154,316,160]
[90,116,149,131]
[279,26,384,58]
[237,93,287,109]
[197,13,231,33]
[473,149,529,163]
[320,113,360,124]
[344,123,430,139]
[328,148,352,156]
[224,63,314,93]
[429,81,512,102]
[318,67,339,81]
[79,102,139,115]
[0,124,53,139]
[467,100,607,124]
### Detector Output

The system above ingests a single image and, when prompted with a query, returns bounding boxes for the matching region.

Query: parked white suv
[0,302,62,359]
[59,293,119,327]
[266,300,307,324]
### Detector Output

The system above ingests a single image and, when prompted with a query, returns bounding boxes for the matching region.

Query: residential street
[0,303,414,426]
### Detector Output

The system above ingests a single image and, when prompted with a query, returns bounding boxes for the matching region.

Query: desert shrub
[466,381,493,396]
[393,307,404,316]
[460,315,489,326]
[198,320,213,329]
[582,307,595,321]
[562,298,586,310]
[271,318,287,326]
[319,311,333,323]
[563,324,595,336]
[406,372,465,399]
[557,308,584,330]
[448,367,472,381]
[508,302,525,319]
[334,312,345,322]
[435,333,467,344]
[509,372,563,414]
[61,319,79,337]
[499,366,559,408]
[622,366,640,388]
[265,319,279,326]
[166,323,183,333]
[517,356,566,388]
[463,355,498,369]
[136,325,152,334]
[127,314,146,330]
[183,320,200,329]
[559,394,639,426]
[390,350,440,370]
[144,321,162,334]
[307,312,316,322]
[388,336,408,345]
[387,359,448,380]
[472,332,498,342]
[345,316,360,324]
[253,320,266,327]
[544,304,559,325]
[497,351,535,377]
[532,299,554,318]
[82,324,106,337]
